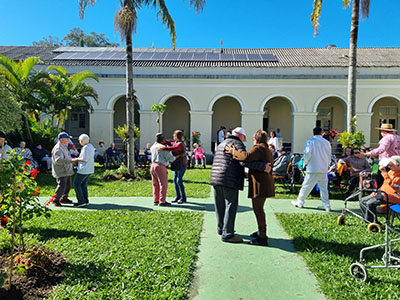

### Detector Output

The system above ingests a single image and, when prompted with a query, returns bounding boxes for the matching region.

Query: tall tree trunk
[347,0,359,133]
[126,33,135,175]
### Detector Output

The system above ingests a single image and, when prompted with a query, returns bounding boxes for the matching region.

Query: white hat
[232,127,246,137]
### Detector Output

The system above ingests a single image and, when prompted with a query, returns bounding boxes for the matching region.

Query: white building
[1,46,400,154]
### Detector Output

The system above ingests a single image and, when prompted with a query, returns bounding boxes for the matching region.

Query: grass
[36,165,211,198]
[277,212,400,300]
[23,209,203,299]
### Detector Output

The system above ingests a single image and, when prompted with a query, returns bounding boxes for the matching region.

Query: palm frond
[114,5,138,42]
[70,71,99,84]
[79,0,97,19]
[155,0,176,48]
[342,0,350,8]
[47,65,67,77]
[310,0,323,36]
[188,0,205,14]
[360,0,370,18]
[20,57,41,81]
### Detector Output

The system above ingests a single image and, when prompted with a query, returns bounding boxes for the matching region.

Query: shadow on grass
[65,261,111,285]
[174,201,252,213]
[83,203,153,211]
[26,227,94,241]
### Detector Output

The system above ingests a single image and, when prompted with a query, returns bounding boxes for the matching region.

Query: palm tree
[78,0,205,175]
[311,0,370,133]
[0,55,49,143]
[43,65,99,128]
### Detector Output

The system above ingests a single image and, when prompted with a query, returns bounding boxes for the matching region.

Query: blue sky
[1,1,400,49]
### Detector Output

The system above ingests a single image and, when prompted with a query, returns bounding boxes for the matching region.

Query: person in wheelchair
[342,148,370,196]
[105,143,122,169]
[272,148,289,176]
[360,156,400,223]
[192,143,205,168]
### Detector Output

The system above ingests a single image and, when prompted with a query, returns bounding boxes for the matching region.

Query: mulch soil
[0,248,66,300]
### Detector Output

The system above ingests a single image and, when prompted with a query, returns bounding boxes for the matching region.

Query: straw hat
[376,123,397,132]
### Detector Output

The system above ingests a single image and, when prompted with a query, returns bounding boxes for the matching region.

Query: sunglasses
[353,152,361,154]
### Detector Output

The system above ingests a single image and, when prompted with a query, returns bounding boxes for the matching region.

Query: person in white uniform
[291,127,332,212]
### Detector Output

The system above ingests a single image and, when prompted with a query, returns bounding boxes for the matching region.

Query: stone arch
[369,95,400,146]
[313,94,347,113]
[259,94,298,113]
[209,93,245,112]
[107,92,143,110]
[211,96,242,143]
[159,93,193,111]
[112,95,140,147]
[261,96,294,146]
[162,96,191,140]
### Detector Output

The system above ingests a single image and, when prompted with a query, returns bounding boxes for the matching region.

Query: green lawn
[22,210,203,299]
[36,166,211,198]
[277,212,400,300]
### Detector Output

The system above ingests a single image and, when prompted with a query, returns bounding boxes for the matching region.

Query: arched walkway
[162,96,191,140]
[211,96,242,142]
[113,96,140,147]
[369,96,400,146]
[262,96,293,145]
[315,96,347,133]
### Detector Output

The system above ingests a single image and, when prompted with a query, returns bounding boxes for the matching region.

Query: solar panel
[165,52,180,60]
[132,52,141,60]
[110,52,126,60]
[206,53,219,61]
[53,52,76,60]
[220,53,234,61]
[151,52,167,60]
[137,52,154,60]
[233,53,247,61]
[96,53,114,60]
[247,54,262,61]
[192,53,206,60]
[82,52,101,59]
[179,53,194,60]
[260,53,278,62]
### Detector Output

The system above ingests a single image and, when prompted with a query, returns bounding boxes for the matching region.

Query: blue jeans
[74,173,91,204]
[173,168,186,199]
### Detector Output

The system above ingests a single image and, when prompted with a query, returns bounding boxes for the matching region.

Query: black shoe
[73,202,88,207]
[153,202,159,206]
[217,229,222,235]
[52,200,62,207]
[249,237,268,246]
[178,197,187,204]
[250,231,259,238]
[172,197,181,203]
[159,202,172,207]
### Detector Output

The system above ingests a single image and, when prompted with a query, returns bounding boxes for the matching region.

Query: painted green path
[40,193,359,300]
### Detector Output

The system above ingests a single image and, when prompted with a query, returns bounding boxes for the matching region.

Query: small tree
[0,80,23,133]
[337,117,365,149]
[151,104,167,132]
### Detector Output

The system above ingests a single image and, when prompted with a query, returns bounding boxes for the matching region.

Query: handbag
[170,158,183,171]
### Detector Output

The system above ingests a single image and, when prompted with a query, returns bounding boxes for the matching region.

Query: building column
[190,111,213,154]
[241,112,264,150]
[292,112,318,153]
[356,112,373,147]
[90,110,113,147]
[139,110,159,149]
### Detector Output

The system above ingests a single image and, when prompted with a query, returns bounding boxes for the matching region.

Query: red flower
[30,168,39,179]
[33,188,40,196]
[0,216,9,227]
[26,160,31,165]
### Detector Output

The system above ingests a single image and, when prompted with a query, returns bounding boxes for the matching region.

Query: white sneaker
[317,205,331,212]
[291,200,304,208]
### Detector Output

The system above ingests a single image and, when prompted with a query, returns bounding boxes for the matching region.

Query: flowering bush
[136,165,151,180]
[191,131,201,147]
[13,247,50,274]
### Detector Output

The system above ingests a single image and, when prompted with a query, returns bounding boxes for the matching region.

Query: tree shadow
[64,260,111,285]
[79,203,153,211]
[26,227,94,241]
[174,201,252,213]
[239,236,297,253]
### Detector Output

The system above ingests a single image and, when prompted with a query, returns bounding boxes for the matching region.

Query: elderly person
[151,133,176,206]
[192,143,205,167]
[15,141,38,169]
[225,130,274,246]
[273,148,290,177]
[0,131,12,161]
[50,132,74,206]
[343,148,370,196]
[32,144,52,171]
[158,130,188,204]
[360,156,400,223]
[72,134,95,207]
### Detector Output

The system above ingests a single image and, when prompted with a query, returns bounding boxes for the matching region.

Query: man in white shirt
[291,127,332,212]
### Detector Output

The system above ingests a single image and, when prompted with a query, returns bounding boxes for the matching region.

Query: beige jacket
[51,142,73,178]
